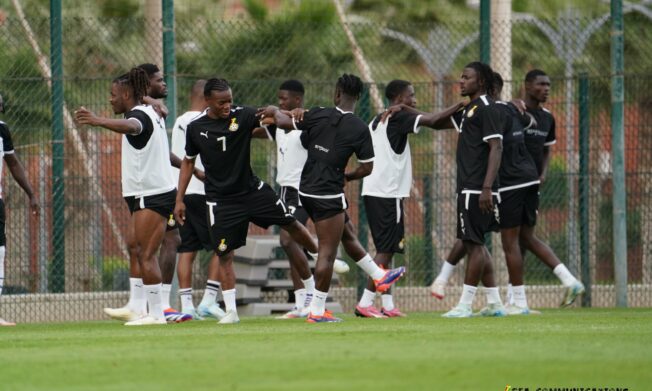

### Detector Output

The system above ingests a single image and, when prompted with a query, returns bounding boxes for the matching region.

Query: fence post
[578,73,591,307]
[423,176,434,285]
[50,0,65,292]
[611,0,627,307]
[163,0,177,127]
[480,0,491,64]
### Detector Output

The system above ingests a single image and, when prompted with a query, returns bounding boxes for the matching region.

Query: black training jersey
[495,101,539,190]
[370,109,421,154]
[185,106,261,200]
[451,95,504,192]
[524,106,556,176]
[295,107,374,197]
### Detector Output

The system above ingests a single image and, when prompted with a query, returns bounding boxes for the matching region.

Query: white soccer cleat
[124,315,166,326]
[275,308,306,319]
[474,303,507,317]
[0,317,16,326]
[218,310,240,324]
[104,306,144,322]
[561,281,585,307]
[430,279,447,300]
[333,259,350,274]
[197,303,226,320]
[441,304,472,318]
[504,304,541,315]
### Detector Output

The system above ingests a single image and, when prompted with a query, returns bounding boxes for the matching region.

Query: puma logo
[200,131,208,138]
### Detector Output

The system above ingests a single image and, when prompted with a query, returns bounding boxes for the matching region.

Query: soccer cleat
[182,308,204,320]
[0,317,16,326]
[381,307,406,317]
[197,303,226,320]
[333,259,350,274]
[505,304,542,315]
[218,310,240,324]
[354,305,387,318]
[275,308,305,319]
[124,315,166,326]
[441,304,472,318]
[104,306,144,322]
[430,279,447,300]
[561,281,585,307]
[475,303,507,317]
[306,311,342,323]
[373,266,406,293]
[164,308,193,323]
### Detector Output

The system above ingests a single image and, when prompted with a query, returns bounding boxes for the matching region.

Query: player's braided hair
[204,78,230,97]
[465,61,496,97]
[113,67,150,103]
[525,69,547,82]
[336,73,364,99]
[385,79,411,101]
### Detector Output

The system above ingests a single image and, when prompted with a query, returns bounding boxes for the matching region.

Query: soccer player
[522,69,584,306]
[431,73,541,315]
[174,78,319,324]
[75,68,175,325]
[440,62,506,318]
[255,79,318,319]
[170,79,225,320]
[356,80,462,318]
[0,92,40,327]
[262,74,406,323]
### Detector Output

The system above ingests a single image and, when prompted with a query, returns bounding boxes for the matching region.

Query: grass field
[1,309,650,391]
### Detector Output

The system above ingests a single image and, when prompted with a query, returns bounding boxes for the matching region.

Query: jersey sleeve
[544,114,556,146]
[480,105,505,142]
[170,117,186,158]
[124,110,154,150]
[0,123,15,154]
[355,123,375,163]
[391,110,422,135]
[185,121,200,158]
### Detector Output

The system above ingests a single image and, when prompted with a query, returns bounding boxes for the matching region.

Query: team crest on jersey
[218,238,228,252]
[229,118,239,132]
[466,105,477,118]
[167,214,176,227]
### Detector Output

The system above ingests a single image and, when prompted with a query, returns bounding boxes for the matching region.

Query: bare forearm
[96,118,141,135]
[170,152,182,169]
[8,161,35,198]
[541,147,551,180]
[345,162,373,181]
[483,142,502,189]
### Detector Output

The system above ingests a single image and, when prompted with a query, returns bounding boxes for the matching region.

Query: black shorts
[0,199,5,247]
[207,182,295,255]
[498,184,539,229]
[124,189,177,230]
[456,191,500,244]
[279,186,309,225]
[178,194,213,253]
[299,193,348,222]
[364,196,405,254]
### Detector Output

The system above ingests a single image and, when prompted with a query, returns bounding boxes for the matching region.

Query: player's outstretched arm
[4,153,39,216]
[74,107,141,135]
[419,102,465,129]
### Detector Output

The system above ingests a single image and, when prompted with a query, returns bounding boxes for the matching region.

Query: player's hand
[260,116,275,126]
[539,174,546,184]
[193,168,206,182]
[144,97,168,119]
[380,104,403,123]
[479,188,493,214]
[256,105,278,120]
[74,106,100,126]
[511,99,527,114]
[174,201,186,226]
[289,108,306,123]
[28,195,40,217]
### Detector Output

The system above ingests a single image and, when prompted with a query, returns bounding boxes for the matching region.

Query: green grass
[1,309,651,391]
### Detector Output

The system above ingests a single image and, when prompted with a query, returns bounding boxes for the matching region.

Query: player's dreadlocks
[113,67,150,103]
[525,69,547,83]
[385,79,411,101]
[204,78,230,97]
[465,61,496,98]
[336,74,364,99]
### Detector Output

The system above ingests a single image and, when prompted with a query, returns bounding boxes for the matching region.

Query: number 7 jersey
[185,106,261,200]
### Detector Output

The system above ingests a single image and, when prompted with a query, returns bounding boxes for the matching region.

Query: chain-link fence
[1,6,651,322]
